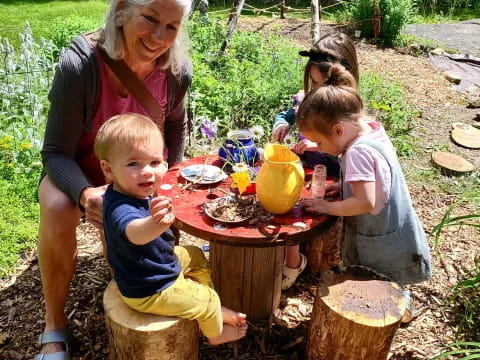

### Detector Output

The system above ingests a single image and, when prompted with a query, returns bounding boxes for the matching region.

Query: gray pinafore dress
[341,140,432,286]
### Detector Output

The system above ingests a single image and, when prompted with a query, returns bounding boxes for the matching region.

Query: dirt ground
[1,17,479,360]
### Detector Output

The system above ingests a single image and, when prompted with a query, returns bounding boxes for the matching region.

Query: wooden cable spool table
[161,155,337,320]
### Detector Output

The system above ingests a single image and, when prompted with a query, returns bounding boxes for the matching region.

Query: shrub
[189,14,304,138]
[349,0,413,46]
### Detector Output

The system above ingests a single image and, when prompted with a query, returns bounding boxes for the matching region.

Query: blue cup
[218,130,259,167]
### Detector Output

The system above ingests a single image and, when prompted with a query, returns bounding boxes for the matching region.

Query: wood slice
[451,123,480,149]
[306,266,406,360]
[432,151,474,173]
[301,217,342,275]
[103,281,199,360]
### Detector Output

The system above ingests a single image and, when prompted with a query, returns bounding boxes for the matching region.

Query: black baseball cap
[299,49,349,68]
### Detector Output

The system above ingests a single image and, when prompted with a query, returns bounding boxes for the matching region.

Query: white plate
[180,164,227,184]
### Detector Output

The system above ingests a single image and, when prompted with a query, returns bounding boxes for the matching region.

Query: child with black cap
[274,32,360,290]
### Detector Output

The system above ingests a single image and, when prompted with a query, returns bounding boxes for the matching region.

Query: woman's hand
[272,124,289,142]
[301,197,330,214]
[80,185,108,229]
[291,139,319,155]
[325,181,341,197]
[150,196,175,226]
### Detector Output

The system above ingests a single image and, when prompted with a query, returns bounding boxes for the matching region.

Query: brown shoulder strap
[97,46,165,130]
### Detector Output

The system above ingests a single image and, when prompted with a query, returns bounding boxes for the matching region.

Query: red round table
[161,155,337,320]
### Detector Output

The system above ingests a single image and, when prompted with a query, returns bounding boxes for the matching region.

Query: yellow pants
[122,246,223,338]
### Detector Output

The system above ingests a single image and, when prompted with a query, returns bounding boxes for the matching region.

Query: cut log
[210,243,284,320]
[307,266,407,360]
[301,217,342,275]
[451,122,480,149]
[103,281,199,360]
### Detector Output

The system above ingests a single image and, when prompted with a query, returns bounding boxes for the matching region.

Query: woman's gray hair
[102,0,191,78]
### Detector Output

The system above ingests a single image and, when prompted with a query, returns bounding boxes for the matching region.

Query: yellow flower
[231,171,251,194]
[20,142,31,149]
[232,162,249,173]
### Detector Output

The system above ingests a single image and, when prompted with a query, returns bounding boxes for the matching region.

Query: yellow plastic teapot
[256,143,305,214]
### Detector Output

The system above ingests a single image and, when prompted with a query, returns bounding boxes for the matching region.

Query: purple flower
[199,118,218,140]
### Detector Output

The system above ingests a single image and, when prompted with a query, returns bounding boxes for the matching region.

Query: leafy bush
[46,16,101,57]
[360,71,420,156]
[413,0,480,16]
[0,178,39,278]
[349,0,413,46]
[189,14,304,139]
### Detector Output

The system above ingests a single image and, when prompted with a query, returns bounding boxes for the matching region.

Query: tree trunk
[310,0,320,45]
[103,281,200,360]
[307,266,407,360]
[220,0,246,55]
[301,217,342,275]
[280,0,286,19]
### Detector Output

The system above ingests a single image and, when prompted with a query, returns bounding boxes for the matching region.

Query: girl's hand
[80,185,108,230]
[301,197,330,214]
[272,124,289,142]
[150,195,175,226]
[325,182,341,197]
[292,139,319,154]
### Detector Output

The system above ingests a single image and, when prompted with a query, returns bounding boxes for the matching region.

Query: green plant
[360,71,419,156]
[189,14,304,138]
[46,16,100,57]
[349,0,413,46]
[432,342,480,359]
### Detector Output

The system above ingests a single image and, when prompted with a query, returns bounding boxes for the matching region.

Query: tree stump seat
[103,280,199,360]
[307,266,407,360]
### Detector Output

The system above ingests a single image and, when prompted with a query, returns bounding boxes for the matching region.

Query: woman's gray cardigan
[41,35,192,207]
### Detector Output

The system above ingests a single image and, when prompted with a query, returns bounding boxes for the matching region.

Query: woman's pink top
[76,47,168,186]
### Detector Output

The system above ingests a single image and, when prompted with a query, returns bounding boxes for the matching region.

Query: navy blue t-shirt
[103,185,180,298]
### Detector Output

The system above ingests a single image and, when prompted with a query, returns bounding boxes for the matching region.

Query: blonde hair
[297,63,363,136]
[95,113,164,160]
[101,0,191,78]
[303,32,359,92]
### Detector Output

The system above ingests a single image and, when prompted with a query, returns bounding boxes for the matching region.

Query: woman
[36,0,192,358]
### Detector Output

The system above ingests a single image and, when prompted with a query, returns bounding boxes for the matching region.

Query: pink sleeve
[344,145,377,183]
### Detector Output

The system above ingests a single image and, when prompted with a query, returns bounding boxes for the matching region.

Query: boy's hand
[150,195,175,226]
[325,182,341,197]
[291,139,319,154]
[272,124,289,142]
[301,197,330,214]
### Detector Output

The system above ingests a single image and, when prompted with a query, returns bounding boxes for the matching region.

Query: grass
[0,0,107,47]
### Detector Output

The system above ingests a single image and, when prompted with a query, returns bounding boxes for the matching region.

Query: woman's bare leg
[207,324,248,345]
[37,176,81,354]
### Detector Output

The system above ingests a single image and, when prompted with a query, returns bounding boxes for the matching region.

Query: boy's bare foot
[221,306,247,326]
[208,323,248,345]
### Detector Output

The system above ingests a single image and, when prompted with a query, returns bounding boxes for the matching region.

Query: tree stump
[210,243,284,320]
[301,217,342,275]
[307,266,407,360]
[103,281,199,360]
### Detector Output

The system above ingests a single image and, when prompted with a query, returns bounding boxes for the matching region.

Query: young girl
[95,114,247,345]
[275,32,360,289]
[296,64,431,286]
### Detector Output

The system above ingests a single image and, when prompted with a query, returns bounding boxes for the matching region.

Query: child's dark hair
[301,32,359,92]
[297,63,363,135]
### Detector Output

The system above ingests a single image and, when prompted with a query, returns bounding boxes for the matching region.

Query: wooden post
[103,281,200,360]
[310,0,320,45]
[279,0,286,19]
[307,266,407,360]
[210,243,284,320]
[301,217,342,275]
[220,0,246,55]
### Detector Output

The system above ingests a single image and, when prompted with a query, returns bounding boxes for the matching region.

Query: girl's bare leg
[284,244,302,268]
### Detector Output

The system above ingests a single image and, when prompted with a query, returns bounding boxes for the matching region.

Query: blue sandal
[34,329,71,360]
